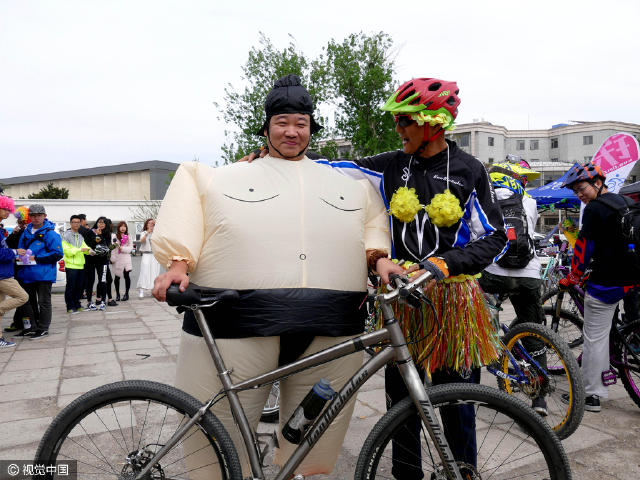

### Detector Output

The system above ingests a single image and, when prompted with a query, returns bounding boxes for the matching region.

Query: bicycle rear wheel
[355,383,571,479]
[497,322,584,439]
[616,321,640,409]
[35,380,242,480]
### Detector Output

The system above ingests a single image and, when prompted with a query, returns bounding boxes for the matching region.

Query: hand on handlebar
[375,257,408,285]
[153,261,190,302]
[558,272,581,290]
[418,257,449,282]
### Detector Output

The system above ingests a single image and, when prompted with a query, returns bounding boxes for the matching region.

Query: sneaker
[3,325,20,333]
[532,397,548,417]
[0,337,16,348]
[67,309,74,313]
[138,289,145,299]
[76,307,85,312]
[88,303,97,311]
[29,329,49,340]
[98,302,106,311]
[121,293,129,301]
[107,299,118,307]
[562,393,601,412]
[585,394,601,412]
[15,329,35,337]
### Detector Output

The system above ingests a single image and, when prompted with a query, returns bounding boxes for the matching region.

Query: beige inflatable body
[153,157,389,477]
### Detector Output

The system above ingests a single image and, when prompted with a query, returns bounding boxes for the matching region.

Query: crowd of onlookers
[0,196,160,348]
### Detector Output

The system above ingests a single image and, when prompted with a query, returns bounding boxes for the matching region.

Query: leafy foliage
[322,32,400,157]
[216,32,400,162]
[28,182,69,199]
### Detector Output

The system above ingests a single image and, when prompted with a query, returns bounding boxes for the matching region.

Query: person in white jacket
[151,74,390,478]
[478,158,548,415]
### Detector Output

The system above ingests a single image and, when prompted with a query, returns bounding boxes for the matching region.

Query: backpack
[497,193,535,269]
[594,194,640,262]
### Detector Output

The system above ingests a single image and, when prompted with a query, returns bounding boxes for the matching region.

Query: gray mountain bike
[35,272,571,479]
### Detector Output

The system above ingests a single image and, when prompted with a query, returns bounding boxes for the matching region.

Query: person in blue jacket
[16,204,63,339]
[0,195,29,347]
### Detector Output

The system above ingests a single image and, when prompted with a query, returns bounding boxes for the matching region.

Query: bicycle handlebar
[378,271,434,304]
[166,284,240,307]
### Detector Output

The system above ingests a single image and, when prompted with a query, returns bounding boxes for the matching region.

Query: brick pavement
[0,293,638,478]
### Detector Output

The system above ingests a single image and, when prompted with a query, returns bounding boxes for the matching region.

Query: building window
[517,140,525,150]
[458,133,470,147]
[583,135,593,145]
[584,156,593,162]
[551,137,558,149]
[488,158,494,164]
[488,136,494,146]
[530,140,539,150]
[551,157,559,162]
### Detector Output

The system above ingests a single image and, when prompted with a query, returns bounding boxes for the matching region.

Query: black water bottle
[282,378,335,444]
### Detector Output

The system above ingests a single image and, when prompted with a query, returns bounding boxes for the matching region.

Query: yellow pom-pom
[425,189,463,227]
[389,187,422,223]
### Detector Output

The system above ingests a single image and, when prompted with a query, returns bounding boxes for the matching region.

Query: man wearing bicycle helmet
[479,158,549,415]
[152,74,390,478]
[560,161,640,411]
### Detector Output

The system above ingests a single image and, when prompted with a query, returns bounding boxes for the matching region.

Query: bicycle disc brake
[120,447,166,480]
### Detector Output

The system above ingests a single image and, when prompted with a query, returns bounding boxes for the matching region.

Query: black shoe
[585,394,601,412]
[532,397,548,416]
[15,329,35,337]
[3,324,20,333]
[562,393,601,412]
[29,329,48,340]
[116,294,121,301]
[107,299,118,307]
[121,293,129,301]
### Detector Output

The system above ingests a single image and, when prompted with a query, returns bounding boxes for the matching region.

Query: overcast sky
[1,0,638,178]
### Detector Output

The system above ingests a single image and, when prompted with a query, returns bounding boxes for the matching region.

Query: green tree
[323,32,400,157]
[214,33,330,163]
[28,182,69,199]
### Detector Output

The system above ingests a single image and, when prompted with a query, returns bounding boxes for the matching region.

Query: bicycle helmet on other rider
[490,158,540,188]
[560,161,606,189]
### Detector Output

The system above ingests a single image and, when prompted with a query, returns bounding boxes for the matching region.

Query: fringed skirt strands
[382,275,500,373]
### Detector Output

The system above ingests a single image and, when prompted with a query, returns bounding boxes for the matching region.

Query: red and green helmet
[382,78,461,130]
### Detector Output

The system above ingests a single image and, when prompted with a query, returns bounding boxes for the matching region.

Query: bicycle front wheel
[355,383,571,480]
[498,322,584,439]
[35,380,242,480]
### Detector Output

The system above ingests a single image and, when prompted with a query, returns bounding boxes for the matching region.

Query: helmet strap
[266,131,309,160]
[416,126,444,157]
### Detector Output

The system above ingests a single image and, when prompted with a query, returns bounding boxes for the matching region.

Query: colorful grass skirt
[381,274,500,373]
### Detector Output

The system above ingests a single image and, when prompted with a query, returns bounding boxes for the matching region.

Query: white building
[447,120,640,187]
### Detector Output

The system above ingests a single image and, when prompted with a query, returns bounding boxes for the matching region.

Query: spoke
[110,403,131,454]
[137,400,152,451]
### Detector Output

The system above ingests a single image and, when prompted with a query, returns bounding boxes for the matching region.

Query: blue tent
[528,163,581,209]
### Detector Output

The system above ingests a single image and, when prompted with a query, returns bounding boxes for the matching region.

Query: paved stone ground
[1,294,638,478]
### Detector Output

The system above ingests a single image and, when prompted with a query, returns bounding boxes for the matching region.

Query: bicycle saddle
[166,283,239,308]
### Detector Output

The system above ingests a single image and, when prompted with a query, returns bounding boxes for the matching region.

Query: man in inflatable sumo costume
[152,74,390,478]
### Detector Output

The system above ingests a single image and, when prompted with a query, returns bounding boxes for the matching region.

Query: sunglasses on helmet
[394,115,415,128]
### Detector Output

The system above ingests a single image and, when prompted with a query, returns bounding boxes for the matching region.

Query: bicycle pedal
[601,369,617,386]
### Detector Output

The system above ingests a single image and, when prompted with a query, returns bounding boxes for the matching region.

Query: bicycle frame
[137,272,466,480]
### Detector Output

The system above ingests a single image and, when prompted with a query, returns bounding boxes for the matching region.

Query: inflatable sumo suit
[152,77,390,478]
